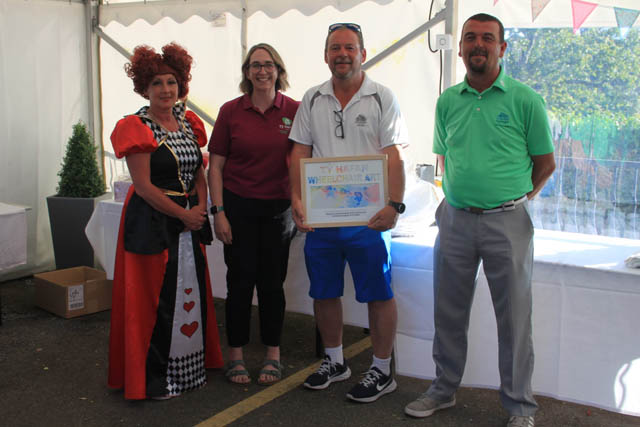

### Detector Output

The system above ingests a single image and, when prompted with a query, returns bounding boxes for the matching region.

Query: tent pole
[362,0,456,90]
[442,0,457,90]
[86,0,105,181]
[93,27,216,127]
[241,0,248,61]
[94,26,131,58]
[362,6,447,71]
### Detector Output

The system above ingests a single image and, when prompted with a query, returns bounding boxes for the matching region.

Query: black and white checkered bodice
[136,103,202,193]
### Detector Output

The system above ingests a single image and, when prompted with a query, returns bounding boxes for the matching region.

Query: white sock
[325,345,344,365]
[371,355,391,375]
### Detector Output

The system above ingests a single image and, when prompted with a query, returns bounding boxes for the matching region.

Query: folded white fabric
[113,175,132,202]
[391,177,443,238]
[624,252,640,268]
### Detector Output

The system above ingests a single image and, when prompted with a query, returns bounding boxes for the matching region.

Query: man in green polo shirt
[404,13,555,427]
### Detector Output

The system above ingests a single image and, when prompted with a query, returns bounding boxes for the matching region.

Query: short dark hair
[463,13,505,43]
[239,43,290,94]
[324,23,365,52]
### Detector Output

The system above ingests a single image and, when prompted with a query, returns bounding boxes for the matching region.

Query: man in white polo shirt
[289,22,409,403]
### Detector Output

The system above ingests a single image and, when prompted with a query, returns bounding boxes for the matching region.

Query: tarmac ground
[1,277,638,427]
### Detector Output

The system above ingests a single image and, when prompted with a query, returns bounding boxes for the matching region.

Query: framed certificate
[301,155,388,228]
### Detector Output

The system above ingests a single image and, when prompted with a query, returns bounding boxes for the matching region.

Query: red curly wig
[125,42,193,99]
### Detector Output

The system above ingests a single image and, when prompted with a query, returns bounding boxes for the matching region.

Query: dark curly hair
[125,42,193,99]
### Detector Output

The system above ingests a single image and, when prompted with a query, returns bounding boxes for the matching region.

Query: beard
[469,61,487,73]
[467,47,488,73]
[331,60,355,80]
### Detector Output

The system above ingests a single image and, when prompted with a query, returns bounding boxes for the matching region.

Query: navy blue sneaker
[346,367,397,403]
[303,355,351,390]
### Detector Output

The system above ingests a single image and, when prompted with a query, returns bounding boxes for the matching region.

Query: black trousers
[222,189,294,347]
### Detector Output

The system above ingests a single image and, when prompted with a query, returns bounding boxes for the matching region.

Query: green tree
[57,122,105,198]
[503,27,640,126]
[503,28,640,208]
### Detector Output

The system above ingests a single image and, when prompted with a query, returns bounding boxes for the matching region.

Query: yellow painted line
[195,336,372,427]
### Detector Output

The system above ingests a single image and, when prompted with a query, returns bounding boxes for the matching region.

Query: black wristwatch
[388,200,406,214]
[210,205,224,215]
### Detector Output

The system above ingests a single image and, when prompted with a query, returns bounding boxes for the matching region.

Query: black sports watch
[388,200,406,214]
[210,205,224,215]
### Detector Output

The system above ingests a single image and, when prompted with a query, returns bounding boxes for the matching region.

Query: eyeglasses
[328,23,362,34]
[249,62,276,72]
[334,109,344,139]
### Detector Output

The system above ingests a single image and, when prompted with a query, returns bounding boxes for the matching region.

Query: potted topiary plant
[47,121,109,269]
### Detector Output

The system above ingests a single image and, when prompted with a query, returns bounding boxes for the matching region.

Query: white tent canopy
[1,0,91,279]
[100,0,398,24]
[1,0,638,278]
[98,0,448,182]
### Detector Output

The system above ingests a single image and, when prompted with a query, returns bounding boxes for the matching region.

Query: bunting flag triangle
[494,0,499,5]
[532,0,552,22]
[571,0,598,34]
[614,7,640,29]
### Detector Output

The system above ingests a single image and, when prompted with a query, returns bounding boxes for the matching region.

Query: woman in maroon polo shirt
[207,43,299,385]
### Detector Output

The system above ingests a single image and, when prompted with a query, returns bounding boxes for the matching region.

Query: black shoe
[303,355,351,390]
[346,367,397,403]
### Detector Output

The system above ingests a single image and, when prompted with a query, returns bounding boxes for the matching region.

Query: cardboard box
[34,266,112,318]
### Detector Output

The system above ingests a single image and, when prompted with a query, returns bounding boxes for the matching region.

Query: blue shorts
[303,226,393,303]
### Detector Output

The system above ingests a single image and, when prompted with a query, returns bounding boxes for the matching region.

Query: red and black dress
[108,103,223,400]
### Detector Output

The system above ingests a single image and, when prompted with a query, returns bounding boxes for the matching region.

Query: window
[504,27,640,239]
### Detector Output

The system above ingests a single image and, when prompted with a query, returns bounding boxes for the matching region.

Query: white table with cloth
[0,203,27,271]
[0,202,28,326]
[0,203,28,271]
[85,199,640,416]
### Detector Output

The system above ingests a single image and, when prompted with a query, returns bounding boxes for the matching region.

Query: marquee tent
[0,0,638,279]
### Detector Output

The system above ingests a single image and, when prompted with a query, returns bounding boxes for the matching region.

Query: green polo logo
[279,116,293,134]
[496,112,510,125]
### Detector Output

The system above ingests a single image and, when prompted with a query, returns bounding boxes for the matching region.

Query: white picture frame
[300,155,389,228]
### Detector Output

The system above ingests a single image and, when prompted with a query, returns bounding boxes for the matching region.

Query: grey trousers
[426,199,538,416]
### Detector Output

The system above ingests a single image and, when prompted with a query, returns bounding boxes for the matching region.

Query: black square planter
[46,193,112,270]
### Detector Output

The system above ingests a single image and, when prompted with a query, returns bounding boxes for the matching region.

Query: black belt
[463,195,527,214]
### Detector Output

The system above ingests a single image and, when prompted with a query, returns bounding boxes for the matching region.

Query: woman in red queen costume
[108,43,223,400]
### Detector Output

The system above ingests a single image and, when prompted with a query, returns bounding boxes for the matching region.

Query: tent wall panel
[0,0,90,280]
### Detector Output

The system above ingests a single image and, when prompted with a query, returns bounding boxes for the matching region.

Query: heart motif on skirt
[180,321,199,338]
[183,301,195,312]
[185,288,193,295]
